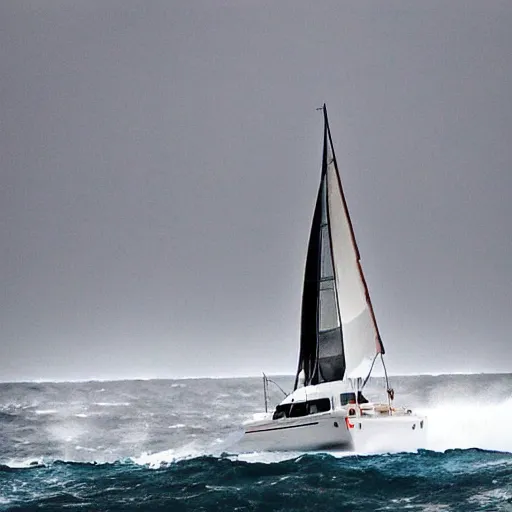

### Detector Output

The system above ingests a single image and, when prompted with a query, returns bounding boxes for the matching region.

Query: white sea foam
[93,402,130,407]
[1,402,24,412]
[131,443,204,468]
[467,488,512,507]
[418,397,512,453]
[2,458,45,468]
[231,451,305,464]
[168,423,186,429]
[327,397,512,456]
[75,445,97,452]
[34,409,57,415]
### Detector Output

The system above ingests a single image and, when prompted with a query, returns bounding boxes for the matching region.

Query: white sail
[325,141,380,379]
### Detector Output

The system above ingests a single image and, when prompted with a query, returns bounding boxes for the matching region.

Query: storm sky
[1,1,512,381]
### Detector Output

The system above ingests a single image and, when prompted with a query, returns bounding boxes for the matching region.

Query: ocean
[1,373,511,511]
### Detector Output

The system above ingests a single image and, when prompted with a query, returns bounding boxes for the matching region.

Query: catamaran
[237,105,427,453]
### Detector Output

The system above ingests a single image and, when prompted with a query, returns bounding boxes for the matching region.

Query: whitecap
[229,451,304,464]
[3,458,45,468]
[467,488,511,507]
[93,402,130,407]
[75,445,97,452]
[131,443,204,468]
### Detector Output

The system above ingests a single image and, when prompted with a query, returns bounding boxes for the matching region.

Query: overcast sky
[1,1,511,381]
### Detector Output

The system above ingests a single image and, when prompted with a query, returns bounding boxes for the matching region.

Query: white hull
[239,412,353,453]
[347,413,427,453]
[238,411,426,454]
[237,391,427,454]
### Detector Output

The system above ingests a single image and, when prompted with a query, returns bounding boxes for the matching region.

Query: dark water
[1,374,512,511]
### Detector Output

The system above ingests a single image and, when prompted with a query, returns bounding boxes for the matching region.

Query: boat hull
[239,412,352,452]
[237,412,426,454]
[348,413,427,453]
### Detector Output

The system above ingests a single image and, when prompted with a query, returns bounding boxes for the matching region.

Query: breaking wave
[1,449,511,511]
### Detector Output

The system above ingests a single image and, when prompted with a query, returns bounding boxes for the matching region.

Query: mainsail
[294,105,385,390]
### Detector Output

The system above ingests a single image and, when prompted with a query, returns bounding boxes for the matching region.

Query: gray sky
[1,1,511,381]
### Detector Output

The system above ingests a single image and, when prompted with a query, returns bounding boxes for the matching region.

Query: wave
[1,458,46,470]
[93,402,130,407]
[130,442,206,467]
[0,447,512,512]
[1,449,511,512]
[2,447,511,470]
[2,448,511,512]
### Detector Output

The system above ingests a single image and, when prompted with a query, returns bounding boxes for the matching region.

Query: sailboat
[237,105,426,453]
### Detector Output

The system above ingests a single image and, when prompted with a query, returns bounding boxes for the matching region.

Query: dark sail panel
[317,329,345,382]
[294,118,345,390]
[294,182,322,389]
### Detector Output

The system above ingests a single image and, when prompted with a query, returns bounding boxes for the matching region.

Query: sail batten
[294,105,384,390]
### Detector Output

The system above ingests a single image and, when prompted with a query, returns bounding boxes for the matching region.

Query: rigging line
[362,353,379,389]
[380,353,394,406]
[262,373,268,413]
[265,376,288,397]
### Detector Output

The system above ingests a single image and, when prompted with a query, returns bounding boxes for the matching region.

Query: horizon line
[1,369,510,385]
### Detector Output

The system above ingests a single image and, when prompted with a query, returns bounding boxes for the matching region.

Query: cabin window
[272,398,331,420]
[308,398,331,414]
[289,402,308,418]
[340,393,357,406]
[340,392,369,405]
[272,404,290,420]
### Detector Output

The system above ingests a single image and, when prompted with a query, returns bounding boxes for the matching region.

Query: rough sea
[1,373,511,511]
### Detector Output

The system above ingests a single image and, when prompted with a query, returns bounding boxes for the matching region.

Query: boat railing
[262,372,288,413]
